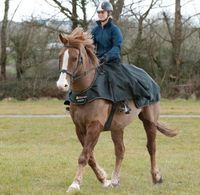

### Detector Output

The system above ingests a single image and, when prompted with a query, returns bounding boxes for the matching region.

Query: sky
[0,0,200,24]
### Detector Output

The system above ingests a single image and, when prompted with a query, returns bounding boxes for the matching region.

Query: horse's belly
[110,102,141,130]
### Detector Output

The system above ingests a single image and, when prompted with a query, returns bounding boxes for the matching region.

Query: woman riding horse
[56,25,177,193]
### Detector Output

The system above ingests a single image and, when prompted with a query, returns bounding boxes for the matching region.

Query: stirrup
[124,104,131,114]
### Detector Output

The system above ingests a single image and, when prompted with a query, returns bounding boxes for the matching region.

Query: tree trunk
[110,0,124,22]
[172,0,182,82]
[0,0,9,80]
[135,17,143,64]
[50,0,87,29]
[71,0,78,29]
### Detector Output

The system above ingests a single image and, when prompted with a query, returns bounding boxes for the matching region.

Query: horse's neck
[71,62,96,93]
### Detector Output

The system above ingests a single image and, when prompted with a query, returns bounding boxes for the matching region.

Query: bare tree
[0,0,9,80]
[47,0,89,29]
[110,0,125,21]
[10,20,56,81]
[10,24,34,80]
[173,0,182,81]
[162,0,191,82]
[122,0,159,65]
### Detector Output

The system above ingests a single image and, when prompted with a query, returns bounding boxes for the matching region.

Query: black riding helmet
[97,1,113,12]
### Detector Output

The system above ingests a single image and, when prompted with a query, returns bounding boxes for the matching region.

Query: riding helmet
[97,1,113,12]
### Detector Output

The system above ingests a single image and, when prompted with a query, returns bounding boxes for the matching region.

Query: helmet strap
[100,17,109,23]
[100,14,111,23]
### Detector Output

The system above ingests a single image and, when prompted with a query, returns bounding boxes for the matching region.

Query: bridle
[59,45,96,83]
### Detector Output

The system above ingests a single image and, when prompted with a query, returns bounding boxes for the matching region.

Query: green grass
[0,98,200,115]
[0,98,64,115]
[160,98,200,115]
[0,99,200,194]
[0,116,200,194]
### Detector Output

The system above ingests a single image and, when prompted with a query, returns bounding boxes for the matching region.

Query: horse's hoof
[103,179,113,188]
[111,172,120,187]
[111,178,120,187]
[66,186,80,193]
[112,182,120,187]
[66,181,80,193]
[153,175,163,184]
[152,170,163,184]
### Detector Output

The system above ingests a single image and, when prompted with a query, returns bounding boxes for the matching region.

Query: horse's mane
[61,27,99,66]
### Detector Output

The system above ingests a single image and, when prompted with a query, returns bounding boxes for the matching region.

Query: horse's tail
[156,122,178,137]
[138,113,178,137]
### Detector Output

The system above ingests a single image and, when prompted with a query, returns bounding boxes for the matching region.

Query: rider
[91,1,131,113]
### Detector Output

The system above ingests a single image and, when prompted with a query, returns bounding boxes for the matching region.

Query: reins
[60,67,96,82]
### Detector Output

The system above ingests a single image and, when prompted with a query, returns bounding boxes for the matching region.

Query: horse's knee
[88,158,95,167]
[78,153,88,166]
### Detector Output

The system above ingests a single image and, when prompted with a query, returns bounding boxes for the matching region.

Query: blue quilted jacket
[91,18,123,63]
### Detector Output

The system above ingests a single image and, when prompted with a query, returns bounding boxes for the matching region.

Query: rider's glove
[99,56,109,64]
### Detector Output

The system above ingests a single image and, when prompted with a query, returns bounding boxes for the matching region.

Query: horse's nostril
[64,84,68,87]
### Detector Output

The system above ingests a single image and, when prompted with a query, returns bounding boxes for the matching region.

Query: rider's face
[97,10,108,21]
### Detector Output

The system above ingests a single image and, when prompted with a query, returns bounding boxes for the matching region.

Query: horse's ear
[59,33,65,43]
[59,33,68,44]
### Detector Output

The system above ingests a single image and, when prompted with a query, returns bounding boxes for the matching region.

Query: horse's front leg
[88,153,111,187]
[67,121,102,193]
[73,126,109,187]
[110,129,125,187]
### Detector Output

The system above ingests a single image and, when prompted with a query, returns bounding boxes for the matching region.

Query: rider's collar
[96,17,112,28]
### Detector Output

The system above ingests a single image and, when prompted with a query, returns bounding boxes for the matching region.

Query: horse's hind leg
[110,128,125,187]
[139,108,163,184]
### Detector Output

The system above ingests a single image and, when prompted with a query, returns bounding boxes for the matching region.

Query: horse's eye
[71,56,77,62]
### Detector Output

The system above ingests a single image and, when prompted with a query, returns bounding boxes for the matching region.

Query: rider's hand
[99,56,109,64]
[99,57,106,64]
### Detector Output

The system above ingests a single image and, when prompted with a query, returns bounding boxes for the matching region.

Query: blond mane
[61,27,99,66]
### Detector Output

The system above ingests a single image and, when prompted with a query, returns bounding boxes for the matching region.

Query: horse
[56,27,177,193]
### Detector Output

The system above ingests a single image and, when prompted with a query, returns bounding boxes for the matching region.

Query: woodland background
[0,0,200,100]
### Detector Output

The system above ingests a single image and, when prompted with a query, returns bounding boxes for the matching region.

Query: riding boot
[119,101,131,114]
[66,105,70,112]
[64,94,70,112]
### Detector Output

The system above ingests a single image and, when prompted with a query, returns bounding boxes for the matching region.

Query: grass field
[0,99,200,194]
[0,98,200,115]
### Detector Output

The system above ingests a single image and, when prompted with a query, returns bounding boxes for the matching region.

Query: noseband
[60,45,96,83]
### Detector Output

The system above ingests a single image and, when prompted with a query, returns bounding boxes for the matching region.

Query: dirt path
[0,114,200,118]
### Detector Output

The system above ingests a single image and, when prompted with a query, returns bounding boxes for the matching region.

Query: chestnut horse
[56,27,177,193]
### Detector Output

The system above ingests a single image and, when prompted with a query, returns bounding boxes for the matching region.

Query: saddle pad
[65,64,160,108]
